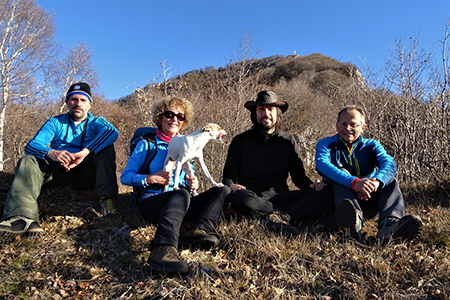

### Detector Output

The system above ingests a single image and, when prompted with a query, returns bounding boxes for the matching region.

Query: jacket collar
[337,133,363,146]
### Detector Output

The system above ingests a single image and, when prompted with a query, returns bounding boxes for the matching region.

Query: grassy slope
[0,174,449,300]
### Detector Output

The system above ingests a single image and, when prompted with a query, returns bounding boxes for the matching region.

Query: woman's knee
[215,185,231,199]
[168,189,191,209]
[171,188,190,200]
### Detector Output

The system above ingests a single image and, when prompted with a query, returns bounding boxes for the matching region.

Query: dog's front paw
[215,183,224,187]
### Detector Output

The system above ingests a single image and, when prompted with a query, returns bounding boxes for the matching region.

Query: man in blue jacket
[315,105,422,242]
[0,82,119,244]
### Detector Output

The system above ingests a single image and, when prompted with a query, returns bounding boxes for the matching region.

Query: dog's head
[202,123,226,141]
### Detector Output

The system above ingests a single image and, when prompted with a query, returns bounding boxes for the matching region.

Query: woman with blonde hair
[121,96,230,274]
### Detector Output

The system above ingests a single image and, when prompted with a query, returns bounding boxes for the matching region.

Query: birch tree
[0,0,58,171]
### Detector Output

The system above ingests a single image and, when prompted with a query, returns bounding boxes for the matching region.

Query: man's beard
[257,118,275,131]
[69,109,86,121]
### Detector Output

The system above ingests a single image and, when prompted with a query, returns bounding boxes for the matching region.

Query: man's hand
[63,148,91,172]
[186,175,199,191]
[353,178,380,201]
[230,183,246,193]
[146,170,172,186]
[46,150,76,165]
[310,179,326,191]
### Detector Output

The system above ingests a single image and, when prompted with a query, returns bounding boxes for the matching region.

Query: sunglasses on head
[163,110,185,121]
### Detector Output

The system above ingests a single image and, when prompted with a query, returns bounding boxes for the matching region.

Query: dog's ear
[202,124,212,132]
[202,123,221,133]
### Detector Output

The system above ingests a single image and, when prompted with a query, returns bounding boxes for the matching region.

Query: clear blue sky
[38,0,450,100]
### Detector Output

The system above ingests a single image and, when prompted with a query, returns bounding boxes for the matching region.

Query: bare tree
[158,58,174,96]
[0,0,59,171]
[53,42,99,113]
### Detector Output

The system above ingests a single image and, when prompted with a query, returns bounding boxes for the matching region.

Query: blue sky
[38,0,450,100]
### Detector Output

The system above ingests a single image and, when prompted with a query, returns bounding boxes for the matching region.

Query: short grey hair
[337,105,366,124]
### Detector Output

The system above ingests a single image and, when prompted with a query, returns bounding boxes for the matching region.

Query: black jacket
[222,128,312,197]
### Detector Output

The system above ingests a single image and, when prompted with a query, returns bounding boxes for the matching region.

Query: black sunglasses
[163,110,185,121]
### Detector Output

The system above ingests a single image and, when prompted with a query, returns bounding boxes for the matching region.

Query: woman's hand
[186,175,199,191]
[310,178,326,191]
[146,170,171,185]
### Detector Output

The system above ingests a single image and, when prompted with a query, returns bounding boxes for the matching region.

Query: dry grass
[0,173,449,300]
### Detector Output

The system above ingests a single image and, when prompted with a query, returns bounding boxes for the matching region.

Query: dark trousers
[332,177,404,221]
[138,186,230,249]
[2,145,118,221]
[230,185,334,226]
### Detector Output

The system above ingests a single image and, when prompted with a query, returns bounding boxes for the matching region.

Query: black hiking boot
[260,210,300,235]
[0,216,44,244]
[335,199,363,241]
[179,228,219,250]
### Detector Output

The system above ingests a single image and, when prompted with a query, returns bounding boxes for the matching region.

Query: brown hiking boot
[145,245,189,274]
[179,228,219,250]
[260,210,300,235]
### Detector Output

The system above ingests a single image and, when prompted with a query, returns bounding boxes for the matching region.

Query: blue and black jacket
[315,134,397,188]
[25,112,118,159]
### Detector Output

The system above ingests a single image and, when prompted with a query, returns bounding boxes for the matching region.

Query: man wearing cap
[0,82,119,244]
[222,91,334,234]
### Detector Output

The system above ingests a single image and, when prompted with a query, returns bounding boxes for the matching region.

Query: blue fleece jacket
[120,136,190,199]
[24,112,118,160]
[315,134,397,188]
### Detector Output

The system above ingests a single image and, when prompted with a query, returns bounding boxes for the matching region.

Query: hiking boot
[145,245,189,274]
[314,215,339,232]
[0,216,44,244]
[99,196,117,217]
[335,199,363,241]
[179,228,219,250]
[260,210,300,235]
[377,215,423,243]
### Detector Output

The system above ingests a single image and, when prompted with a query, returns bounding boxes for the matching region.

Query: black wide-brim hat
[244,91,289,113]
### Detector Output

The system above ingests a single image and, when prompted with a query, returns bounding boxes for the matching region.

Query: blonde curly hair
[152,96,193,129]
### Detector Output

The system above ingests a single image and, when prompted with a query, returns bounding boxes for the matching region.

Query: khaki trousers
[1,145,118,221]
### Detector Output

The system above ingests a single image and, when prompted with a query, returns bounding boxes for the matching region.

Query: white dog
[163,123,226,195]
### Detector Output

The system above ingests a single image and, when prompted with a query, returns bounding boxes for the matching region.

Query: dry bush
[3,104,44,171]
[276,77,337,177]
[90,99,139,190]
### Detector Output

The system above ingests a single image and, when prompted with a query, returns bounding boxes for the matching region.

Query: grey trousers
[332,177,404,221]
[1,145,118,222]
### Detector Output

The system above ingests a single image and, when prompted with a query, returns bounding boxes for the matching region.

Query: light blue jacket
[24,112,118,160]
[315,134,397,188]
[120,136,190,199]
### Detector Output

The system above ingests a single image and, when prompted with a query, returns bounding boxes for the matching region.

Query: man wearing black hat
[222,91,334,234]
[0,82,119,244]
